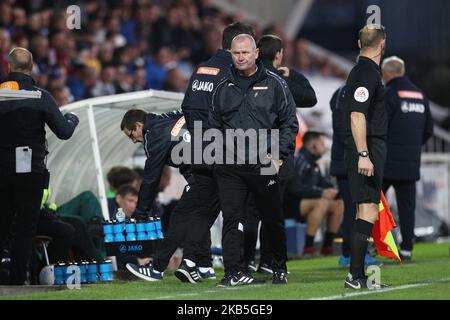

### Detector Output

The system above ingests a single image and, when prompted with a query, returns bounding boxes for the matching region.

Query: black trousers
[0,172,43,285]
[243,181,288,265]
[337,177,357,257]
[37,218,74,263]
[215,166,287,275]
[182,171,221,266]
[63,216,104,261]
[37,216,99,263]
[382,179,416,251]
[243,195,273,266]
[153,173,220,271]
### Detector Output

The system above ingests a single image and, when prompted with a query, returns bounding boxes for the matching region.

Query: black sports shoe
[217,274,241,287]
[236,271,266,285]
[344,274,386,290]
[344,275,368,290]
[257,263,273,274]
[272,270,288,284]
[217,271,265,287]
[174,261,201,283]
[197,267,216,280]
[126,263,163,281]
[399,250,412,262]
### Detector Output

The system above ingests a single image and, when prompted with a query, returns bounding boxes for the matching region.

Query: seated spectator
[37,205,100,264]
[284,130,344,256]
[47,191,106,260]
[106,166,140,214]
[109,184,138,220]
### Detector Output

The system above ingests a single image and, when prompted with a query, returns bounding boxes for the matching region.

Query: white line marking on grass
[154,285,268,300]
[310,278,450,300]
[156,292,200,299]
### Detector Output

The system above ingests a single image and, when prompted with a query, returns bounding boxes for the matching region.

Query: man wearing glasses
[120,109,220,282]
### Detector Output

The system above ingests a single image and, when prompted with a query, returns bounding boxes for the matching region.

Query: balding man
[343,24,388,289]
[209,34,298,286]
[381,56,433,262]
[0,48,78,285]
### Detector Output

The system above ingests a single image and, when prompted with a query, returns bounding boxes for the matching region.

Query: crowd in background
[0,0,347,108]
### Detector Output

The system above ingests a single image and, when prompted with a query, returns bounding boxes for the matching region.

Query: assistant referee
[343,24,387,290]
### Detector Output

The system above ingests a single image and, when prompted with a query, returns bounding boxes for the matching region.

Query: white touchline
[310,278,450,300]
[138,278,450,300]
[153,286,267,300]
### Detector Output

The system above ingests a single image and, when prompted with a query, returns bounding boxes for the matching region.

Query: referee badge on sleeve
[354,87,369,102]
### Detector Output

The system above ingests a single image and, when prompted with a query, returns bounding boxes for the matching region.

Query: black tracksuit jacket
[209,61,298,172]
[136,111,190,214]
[0,72,77,174]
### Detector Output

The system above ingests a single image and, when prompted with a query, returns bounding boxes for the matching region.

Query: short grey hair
[231,33,257,49]
[382,56,405,76]
[8,47,33,73]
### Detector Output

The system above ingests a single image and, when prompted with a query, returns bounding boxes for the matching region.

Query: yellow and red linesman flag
[372,192,402,261]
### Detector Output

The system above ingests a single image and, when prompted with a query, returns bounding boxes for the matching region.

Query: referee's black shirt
[343,56,387,140]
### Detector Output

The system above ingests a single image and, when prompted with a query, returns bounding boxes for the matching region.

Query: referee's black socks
[349,219,374,279]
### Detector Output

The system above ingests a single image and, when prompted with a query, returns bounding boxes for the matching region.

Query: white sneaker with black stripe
[125,263,163,281]
[174,260,201,283]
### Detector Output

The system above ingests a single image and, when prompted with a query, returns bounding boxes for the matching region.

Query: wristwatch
[358,151,369,157]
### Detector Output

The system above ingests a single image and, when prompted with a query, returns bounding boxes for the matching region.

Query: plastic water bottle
[103,221,114,243]
[114,208,126,242]
[136,221,147,241]
[154,217,163,239]
[145,217,157,240]
[87,261,98,283]
[125,222,137,241]
[99,260,114,281]
[116,208,126,225]
[113,222,125,242]
[54,262,65,285]
[80,261,88,284]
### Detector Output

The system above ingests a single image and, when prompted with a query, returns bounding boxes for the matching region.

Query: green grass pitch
[2,242,450,300]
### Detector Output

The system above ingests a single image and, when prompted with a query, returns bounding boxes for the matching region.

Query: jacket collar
[227,59,267,87]
[8,72,36,85]
[143,113,157,133]
[358,55,381,72]
[215,49,232,61]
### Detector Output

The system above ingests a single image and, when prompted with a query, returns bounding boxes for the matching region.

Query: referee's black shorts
[344,137,386,204]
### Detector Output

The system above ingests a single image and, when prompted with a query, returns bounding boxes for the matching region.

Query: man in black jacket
[285,131,343,256]
[210,34,298,286]
[242,34,318,273]
[381,56,434,261]
[0,47,78,285]
[121,109,220,282]
[258,34,317,109]
[176,22,256,283]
